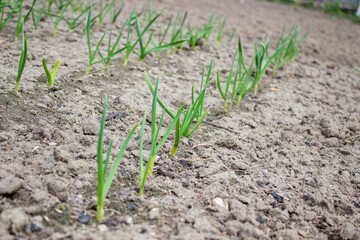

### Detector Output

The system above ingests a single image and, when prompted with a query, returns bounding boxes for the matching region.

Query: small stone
[149,208,160,220]
[127,202,137,211]
[0,208,30,232]
[352,201,360,208]
[182,182,190,188]
[211,197,229,210]
[303,194,312,200]
[270,191,284,203]
[0,177,23,195]
[30,223,41,232]
[125,217,133,225]
[98,224,108,231]
[78,212,91,224]
[255,216,267,224]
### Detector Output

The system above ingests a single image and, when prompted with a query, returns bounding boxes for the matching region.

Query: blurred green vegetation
[263,0,360,23]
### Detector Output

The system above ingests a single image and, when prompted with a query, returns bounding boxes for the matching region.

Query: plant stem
[170,118,180,158]
[236,96,243,106]
[147,155,155,175]
[96,204,104,221]
[86,65,91,74]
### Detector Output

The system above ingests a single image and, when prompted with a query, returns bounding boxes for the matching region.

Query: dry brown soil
[0,0,360,239]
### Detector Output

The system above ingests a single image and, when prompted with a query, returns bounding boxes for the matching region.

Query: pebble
[0,177,23,195]
[211,197,229,210]
[270,191,284,203]
[303,194,313,201]
[125,217,133,225]
[148,208,161,220]
[352,201,360,208]
[78,213,91,224]
[182,182,190,188]
[127,202,137,211]
[255,216,268,224]
[98,224,108,231]
[0,208,30,232]
[30,223,42,232]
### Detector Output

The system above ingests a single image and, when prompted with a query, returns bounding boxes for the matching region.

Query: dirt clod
[0,176,23,195]
[0,208,30,232]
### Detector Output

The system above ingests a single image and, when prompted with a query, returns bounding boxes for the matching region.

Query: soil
[1,0,360,239]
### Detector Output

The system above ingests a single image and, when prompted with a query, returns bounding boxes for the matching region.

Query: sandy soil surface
[1,0,360,239]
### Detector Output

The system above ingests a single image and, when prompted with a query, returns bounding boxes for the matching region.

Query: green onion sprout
[15,19,26,91]
[215,17,226,46]
[97,94,139,221]
[217,38,254,110]
[145,62,212,157]
[138,78,185,196]
[134,14,186,61]
[42,58,59,87]
[271,24,311,74]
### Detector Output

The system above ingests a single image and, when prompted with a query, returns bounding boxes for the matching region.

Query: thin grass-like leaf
[15,19,26,91]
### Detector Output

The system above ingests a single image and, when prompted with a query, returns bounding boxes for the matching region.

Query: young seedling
[145,62,212,157]
[151,15,172,57]
[15,19,26,91]
[31,1,46,36]
[43,58,59,87]
[123,11,142,66]
[138,78,185,196]
[98,21,128,72]
[98,0,114,28]
[53,0,68,13]
[15,0,36,40]
[0,0,21,32]
[14,0,22,42]
[253,35,286,95]
[187,23,210,50]
[167,11,187,55]
[271,24,311,74]
[215,17,226,46]
[11,0,34,41]
[356,67,360,76]
[227,22,240,46]
[203,12,216,45]
[217,38,254,110]
[140,0,164,25]
[50,1,69,35]
[192,63,212,121]
[110,1,124,24]
[85,5,107,74]
[134,14,186,61]
[96,94,139,221]
[65,1,92,32]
